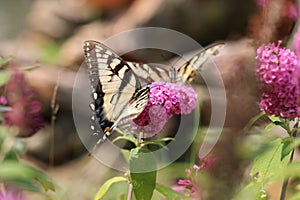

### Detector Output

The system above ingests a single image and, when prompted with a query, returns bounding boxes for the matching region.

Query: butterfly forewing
[84,41,149,139]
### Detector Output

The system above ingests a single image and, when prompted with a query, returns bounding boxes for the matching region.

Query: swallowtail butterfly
[84,40,224,143]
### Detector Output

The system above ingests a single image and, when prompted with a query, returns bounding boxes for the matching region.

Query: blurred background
[0,0,298,199]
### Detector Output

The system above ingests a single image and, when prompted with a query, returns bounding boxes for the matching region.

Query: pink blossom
[256,41,300,118]
[199,157,215,169]
[0,187,24,200]
[171,185,186,194]
[0,96,7,105]
[193,164,200,172]
[177,179,193,187]
[132,82,197,136]
[254,0,266,7]
[173,157,215,198]
[4,69,44,136]
[285,1,299,20]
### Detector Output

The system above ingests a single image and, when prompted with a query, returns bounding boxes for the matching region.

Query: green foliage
[0,126,55,195]
[155,183,187,200]
[0,70,10,86]
[250,138,292,181]
[0,161,55,192]
[94,176,127,200]
[0,56,13,86]
[243,111,266,132]
[142,137,174,149]
[235,137,296,199]
[130,147,157,200]
[96,131,183,199]
[0,56,12,68]
[264,123,276,132]
[234,182,267,200]
[39,41,61,64]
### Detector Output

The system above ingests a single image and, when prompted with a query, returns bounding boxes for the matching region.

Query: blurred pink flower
[4,69,44,136]
[132,82,197,136]
[254,0,298,20]
[199,157,215,169]
[0,187,24,200]
[0,96,8,105]
[256,41,300,118]
[294,26,300,61]
[285,1,299,20]
[171,185,186,194]
[173,157,215,198]
[254,0,266,6]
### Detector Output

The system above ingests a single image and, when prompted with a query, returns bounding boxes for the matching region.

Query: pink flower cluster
[0,187,24,200]
[4,69,44,136]
[132,82,197,136]
[173,157,215,197]
[256,41,300,118]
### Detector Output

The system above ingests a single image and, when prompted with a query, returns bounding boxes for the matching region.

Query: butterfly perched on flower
[83,40,224,143]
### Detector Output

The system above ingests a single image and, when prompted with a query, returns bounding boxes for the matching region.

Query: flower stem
[127,183,133,200]
[279,148,294,200]
[280,124,297,200]
[49,74,60,167]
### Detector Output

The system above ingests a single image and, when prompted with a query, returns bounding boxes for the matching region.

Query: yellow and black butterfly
[83,40,224,143]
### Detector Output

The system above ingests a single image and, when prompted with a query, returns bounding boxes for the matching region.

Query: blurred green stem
[127,183,133,200]
[279,148,294,200]
[280,122,298,200]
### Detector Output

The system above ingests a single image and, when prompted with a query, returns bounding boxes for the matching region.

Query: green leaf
[250,138,292,182]
[283,137,300,150]
[0,56,12,67]
[4,150,18,162]
[273,162,300,180]
[155,183,186,200]
[143,137,174,148]
[273,121,288,131]
[281,137,294,159]
[0,161,55,191]
[8,179,41,192]
[130,147,157,200]
[264,123,276,132]
[40,42,61,64]
[112,135,137,145]
[35,175,55,192]
[94,176,127,200]
[233,182,267,200]
[267,115,281,123]
[0,70,10,86]
[243,111,265,132]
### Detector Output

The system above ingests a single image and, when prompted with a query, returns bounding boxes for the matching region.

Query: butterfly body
[83,40,224,143]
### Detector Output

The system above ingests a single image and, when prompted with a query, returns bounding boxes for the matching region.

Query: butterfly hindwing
[177,42,224,83]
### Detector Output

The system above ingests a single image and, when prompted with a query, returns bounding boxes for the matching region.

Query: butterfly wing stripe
[112,88,149,127]
[128,62,171,83]
[177,42,224,83]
